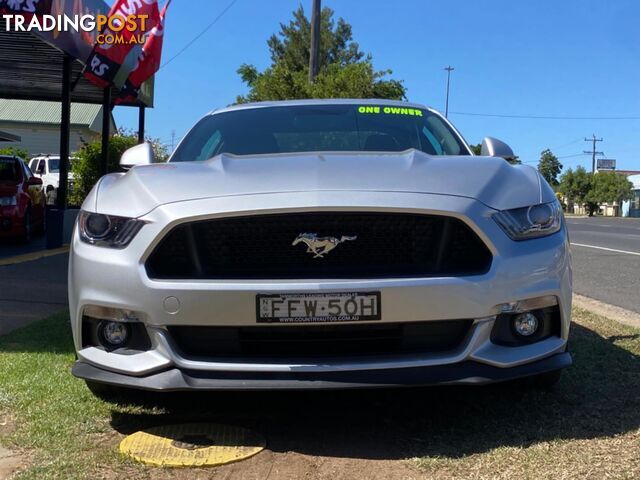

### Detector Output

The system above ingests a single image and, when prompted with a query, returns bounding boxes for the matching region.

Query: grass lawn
[0,308,639,479]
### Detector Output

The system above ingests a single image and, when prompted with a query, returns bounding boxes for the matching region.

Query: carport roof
[0,22,147,106]
[0,99,103,127]
[0,130,21,142]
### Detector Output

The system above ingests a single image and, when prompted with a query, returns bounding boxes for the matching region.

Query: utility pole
[444,66,454,118]
[309,0,321,83]
[584,134,603,173]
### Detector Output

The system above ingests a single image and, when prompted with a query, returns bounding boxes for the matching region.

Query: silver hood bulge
[88,149,552,217]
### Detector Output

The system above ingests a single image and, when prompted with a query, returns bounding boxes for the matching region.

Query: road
[566,216,640,314]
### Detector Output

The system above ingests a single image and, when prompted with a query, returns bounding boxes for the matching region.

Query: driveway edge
[573,293,640,329]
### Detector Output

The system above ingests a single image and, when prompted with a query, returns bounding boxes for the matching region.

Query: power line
[449,111,640,120]
[548,138,583,151]
[558,153,589,159]
[160,0,240,70]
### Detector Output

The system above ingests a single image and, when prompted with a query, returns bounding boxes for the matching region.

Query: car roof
[210,98,433,116]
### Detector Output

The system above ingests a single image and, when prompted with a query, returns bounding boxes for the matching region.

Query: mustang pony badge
[292,233,357,258]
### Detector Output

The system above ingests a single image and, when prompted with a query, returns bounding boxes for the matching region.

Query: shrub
[69,132,168,207]
[0,146,29,162]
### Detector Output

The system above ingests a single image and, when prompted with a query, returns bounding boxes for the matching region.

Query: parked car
[0,155,45,242]
[69,99,572,397]
[29,155,76,205]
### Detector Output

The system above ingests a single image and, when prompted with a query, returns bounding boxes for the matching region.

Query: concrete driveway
[0,249,68,336]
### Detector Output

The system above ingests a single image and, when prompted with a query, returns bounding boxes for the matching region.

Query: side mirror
[120,142,155,170]
[480,137,516,162]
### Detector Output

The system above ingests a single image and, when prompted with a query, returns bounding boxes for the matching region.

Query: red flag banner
[83,0,160,89]
[0,0,52,20]
[117,0,169,103]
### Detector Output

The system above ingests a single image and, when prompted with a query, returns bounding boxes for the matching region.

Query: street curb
[573,294,640,329]
[0,246,69,267]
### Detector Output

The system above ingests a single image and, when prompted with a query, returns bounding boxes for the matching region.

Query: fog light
[98,321,130,348]
[512,312,539,337]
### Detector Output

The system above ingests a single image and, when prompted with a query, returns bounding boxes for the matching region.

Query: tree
[0,146,29,162]
[537,149,563,186]
[69,131,168,206]
[469,144,481,155]
[559,166,592,213]
[586,171,633,216]
[236,5,406,103]
[557,167,632,216]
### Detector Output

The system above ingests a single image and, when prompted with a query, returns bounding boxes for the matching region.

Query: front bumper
[69,191,573,390]
[73,351,572,390]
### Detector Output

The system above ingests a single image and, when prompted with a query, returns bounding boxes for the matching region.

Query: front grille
[167,320,473,358]
[145,212,492,279]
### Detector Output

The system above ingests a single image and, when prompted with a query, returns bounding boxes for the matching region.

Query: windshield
[171,104,470,162]
[0,157,20,182]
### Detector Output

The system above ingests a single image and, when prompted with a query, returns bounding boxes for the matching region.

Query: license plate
[256,292,381,323]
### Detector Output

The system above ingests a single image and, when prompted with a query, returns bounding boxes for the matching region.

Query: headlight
[78,211,145,248]
[493,201,562,240]
[0,196,17,207]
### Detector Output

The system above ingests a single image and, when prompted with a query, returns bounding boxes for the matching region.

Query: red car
[0,155,45,242]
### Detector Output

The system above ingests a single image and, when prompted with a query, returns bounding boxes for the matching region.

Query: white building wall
[0,122,99,158]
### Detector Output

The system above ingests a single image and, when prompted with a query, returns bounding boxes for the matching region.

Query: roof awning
[0,130,20,142]
[0,22,152,107]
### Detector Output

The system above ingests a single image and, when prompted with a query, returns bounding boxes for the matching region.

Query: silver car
[69,99,572,395]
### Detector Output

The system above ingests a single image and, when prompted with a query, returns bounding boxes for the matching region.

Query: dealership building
[0,99,115,158]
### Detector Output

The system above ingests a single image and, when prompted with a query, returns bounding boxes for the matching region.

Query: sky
[114,0,640,172]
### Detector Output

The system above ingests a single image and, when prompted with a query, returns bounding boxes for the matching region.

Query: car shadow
[109,322,640,460]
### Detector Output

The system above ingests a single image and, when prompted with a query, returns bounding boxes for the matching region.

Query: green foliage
[236,5,406,102]
[587,171,633,209]
[0,146,29,161]
[69,131,168,206]
[559,167,633,216]
[69,134,137,206]
[559,166,593,212]
[469,144,482,155]
[537,149,563,186]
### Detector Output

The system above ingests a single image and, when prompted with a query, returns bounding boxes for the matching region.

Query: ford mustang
[69,99,572,396]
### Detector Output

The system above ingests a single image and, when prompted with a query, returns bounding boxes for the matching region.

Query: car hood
[89,150,553,217]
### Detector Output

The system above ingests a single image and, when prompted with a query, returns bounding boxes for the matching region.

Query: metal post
[100,87,111,176]
[138,106,145,144]
[308,0,321,83]
[57,54,72,210]
[584,134,603,173]
[444,66,454,118]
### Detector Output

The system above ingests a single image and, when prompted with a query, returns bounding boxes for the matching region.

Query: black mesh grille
[167,320,473,358]
[145,212,492,279]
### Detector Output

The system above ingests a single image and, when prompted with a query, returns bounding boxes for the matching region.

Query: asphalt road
[566,216,640,314]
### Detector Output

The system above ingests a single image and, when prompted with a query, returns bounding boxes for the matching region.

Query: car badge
[292,233,357,258]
